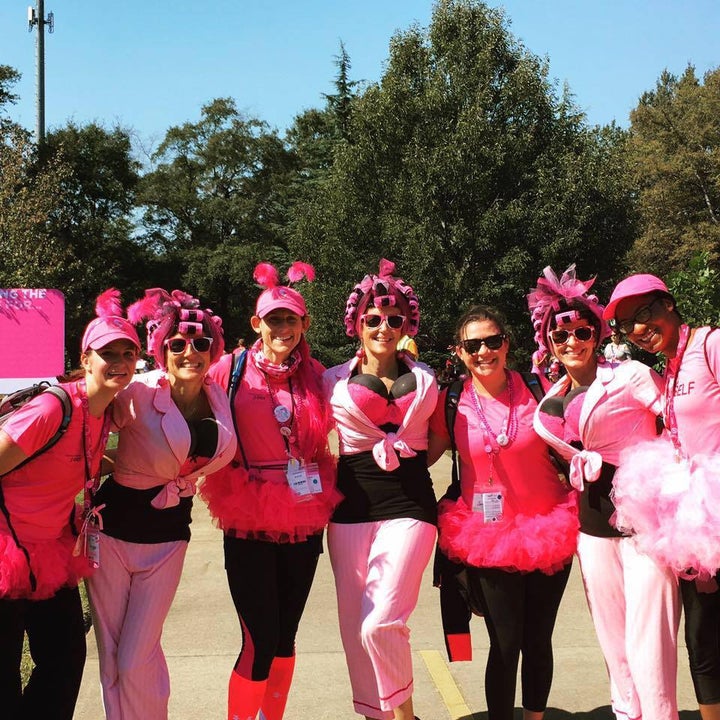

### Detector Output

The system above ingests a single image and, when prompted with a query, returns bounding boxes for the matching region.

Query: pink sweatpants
[577,532,680,720]
[328,518,436,720]
[86,533,188,720]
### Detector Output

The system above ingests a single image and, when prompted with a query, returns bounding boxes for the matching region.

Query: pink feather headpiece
[253,261,315,318]
[344,259,420,338]
[81,288,140,353]
[527,264,610,364]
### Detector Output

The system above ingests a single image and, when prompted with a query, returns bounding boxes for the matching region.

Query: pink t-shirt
[2,392,67,456]
[673,326,720,457]
[430,372,567,516]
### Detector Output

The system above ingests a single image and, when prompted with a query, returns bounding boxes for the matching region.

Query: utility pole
[28,1,54,145]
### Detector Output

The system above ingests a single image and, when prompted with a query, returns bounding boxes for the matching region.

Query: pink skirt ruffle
[0,524,93,600]
[613,439,720,578]
[199,457,342,543]
[437,494,578,575]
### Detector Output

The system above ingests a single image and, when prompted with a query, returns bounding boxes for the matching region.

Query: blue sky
[1,1,718,147]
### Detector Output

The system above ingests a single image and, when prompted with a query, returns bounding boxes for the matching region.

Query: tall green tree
[289,0,635,365]
[41,122,152,349]
[139,98,299,343]
[626,65,720,276]
[0,67,69,293]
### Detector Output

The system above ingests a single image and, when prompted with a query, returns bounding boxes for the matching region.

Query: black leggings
[466,563,572,720]
[681,576,720,704]
[224,534,321,680]
[0,586,86,720]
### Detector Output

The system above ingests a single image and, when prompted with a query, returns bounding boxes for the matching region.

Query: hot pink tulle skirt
[0,523,93,600]
[437,494,578,575]
[612,439,720,579]
[199,457,342,543]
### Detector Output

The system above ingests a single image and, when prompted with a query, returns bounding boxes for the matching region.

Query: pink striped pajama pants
[328,518,436,720]
[577,532,681,720]
[86,533,188,720]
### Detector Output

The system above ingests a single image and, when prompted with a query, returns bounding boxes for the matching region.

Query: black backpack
[0,382,73,592]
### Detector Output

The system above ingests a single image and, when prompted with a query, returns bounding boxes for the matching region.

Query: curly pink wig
[127,289,225,371]
[344,259,420,338]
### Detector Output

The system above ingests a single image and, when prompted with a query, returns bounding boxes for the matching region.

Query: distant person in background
[603,330,632,363]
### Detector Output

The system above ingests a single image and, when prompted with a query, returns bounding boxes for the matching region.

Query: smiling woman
[84,288,236,720]
[199,261,340,720]
[0,289,140,720]
[428,303,577,720]
[324,259,437,720]
[530,265,681,720]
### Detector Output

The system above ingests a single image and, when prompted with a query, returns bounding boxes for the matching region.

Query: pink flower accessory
[527,264,610,366]
[344,258,420,338]
[253,261,315,318]
[81,288,141,353]
[127,289,224,371]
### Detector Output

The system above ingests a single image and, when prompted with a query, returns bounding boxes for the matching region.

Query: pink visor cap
[602,274,670,321]
[255,286,308,319]
[82,316,141,353]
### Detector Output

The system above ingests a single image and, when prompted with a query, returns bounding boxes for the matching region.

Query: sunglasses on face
[458,334,507,353]
[549,326,595,344]
[164,337,213,354]
[361,313,406,330]
[614,298,664,335]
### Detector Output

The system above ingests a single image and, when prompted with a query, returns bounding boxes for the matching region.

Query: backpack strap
[227,349,250,469]
[444,379,464,492]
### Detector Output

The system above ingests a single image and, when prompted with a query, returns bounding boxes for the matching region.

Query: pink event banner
[0,289,65,377]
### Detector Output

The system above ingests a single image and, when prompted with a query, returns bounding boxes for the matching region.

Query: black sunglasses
[361,313,406,330]
[459,334,506,353]
[164,337,213,354]
[549,326,595,344]
[613,298,665,335]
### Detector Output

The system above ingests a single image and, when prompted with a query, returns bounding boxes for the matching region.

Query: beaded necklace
[663,323,691,461]
[470,370,519,484]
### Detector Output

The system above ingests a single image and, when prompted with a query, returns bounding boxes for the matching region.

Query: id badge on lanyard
[286,458,324,499]
[472,490,504,523]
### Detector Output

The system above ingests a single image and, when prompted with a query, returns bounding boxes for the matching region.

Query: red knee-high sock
[259,655,296,720]
[228,670,267,720]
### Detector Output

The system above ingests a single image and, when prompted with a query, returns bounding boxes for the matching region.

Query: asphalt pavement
[73,451,699,719]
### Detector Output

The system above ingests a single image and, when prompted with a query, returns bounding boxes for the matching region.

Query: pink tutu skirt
[0,522,93,600]
[438,494,578,575]
[200,457,342,543]
[613,438,720,578]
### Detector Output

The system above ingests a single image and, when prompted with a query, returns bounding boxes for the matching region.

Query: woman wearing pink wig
[0,289,140,720]
[529,266,680,720]
[604,274,720,720]
[324,259,437,720]
[86,289,236,720]
[200,262,340,720]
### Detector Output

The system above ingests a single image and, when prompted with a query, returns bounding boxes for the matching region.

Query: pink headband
[344,259,420,338]
[127,289,224,371]
[527,264,610,364]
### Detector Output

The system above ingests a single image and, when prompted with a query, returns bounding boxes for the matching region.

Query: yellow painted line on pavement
[419,649,475,720]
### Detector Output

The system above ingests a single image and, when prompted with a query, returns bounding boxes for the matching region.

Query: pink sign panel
[0,289,65,377]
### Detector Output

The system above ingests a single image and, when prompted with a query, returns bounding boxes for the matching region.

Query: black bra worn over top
[347,367,417,398]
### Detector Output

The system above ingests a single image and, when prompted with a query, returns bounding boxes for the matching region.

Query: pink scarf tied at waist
[327,356,438,471]
[150,475,201,509]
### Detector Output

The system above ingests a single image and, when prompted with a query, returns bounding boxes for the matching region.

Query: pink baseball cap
[255,286,308,319]
[602,274,670,321]
[82,316,141,353]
